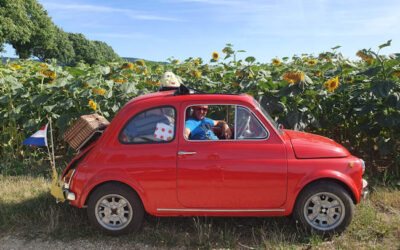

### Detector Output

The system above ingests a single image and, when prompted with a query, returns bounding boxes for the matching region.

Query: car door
[177,103,288,209]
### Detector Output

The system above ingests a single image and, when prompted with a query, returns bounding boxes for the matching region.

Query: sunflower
[92,88,106,95]
[135,60,145,66]
[212,51,219,60]
[11,64,21,70]
[89,100,97,110]
[283,72,304,84]
[121,62,134,70]
[39,63,48,68]
[235,71,244,77]
[324,76,340,92]
[307,59,317,66]
[222,48,228,54]
[392,71,400,78]
[114,79,126,83]
[272,59,281,66]
[356,50,374,64]
[190,70,201,78]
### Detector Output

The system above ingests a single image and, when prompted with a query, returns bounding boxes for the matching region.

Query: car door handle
[178,151,197,155]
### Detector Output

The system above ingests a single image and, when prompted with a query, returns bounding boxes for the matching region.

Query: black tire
[293,181,354,235]
[87,183,144,235]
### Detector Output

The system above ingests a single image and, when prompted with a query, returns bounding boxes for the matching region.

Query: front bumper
[361,178,368,199]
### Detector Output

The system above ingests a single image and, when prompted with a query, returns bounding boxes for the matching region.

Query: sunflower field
[1,42,400,184]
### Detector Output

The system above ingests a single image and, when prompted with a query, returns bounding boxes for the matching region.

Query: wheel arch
[294,178,357,208]
[83,180,147,211]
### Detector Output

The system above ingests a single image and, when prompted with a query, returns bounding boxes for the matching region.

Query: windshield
[253,99,283,135]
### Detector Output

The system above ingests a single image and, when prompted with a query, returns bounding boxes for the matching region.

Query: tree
[92,40,120,62]
[68,33,120,65]
[0,0,120,64]
[0,0,33,51]
[33,27,75,64]
[12,0,56,59]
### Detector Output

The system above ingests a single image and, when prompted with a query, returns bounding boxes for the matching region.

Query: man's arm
[184,127,191,139]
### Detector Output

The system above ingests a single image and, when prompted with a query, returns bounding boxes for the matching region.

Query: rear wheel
[87,183,144,235]
[294,181,354,235]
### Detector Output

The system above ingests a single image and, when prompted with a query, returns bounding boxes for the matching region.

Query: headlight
[360,159,365,175]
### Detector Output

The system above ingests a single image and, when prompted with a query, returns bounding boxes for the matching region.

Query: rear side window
[119,106,176,144]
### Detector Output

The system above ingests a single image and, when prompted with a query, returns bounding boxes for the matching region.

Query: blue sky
[2,0,400,62]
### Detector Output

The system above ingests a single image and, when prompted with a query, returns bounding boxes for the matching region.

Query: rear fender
[76,172,148,211]
[62,143,96,177]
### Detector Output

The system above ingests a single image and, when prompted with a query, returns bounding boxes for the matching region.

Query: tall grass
[1,175,399,249]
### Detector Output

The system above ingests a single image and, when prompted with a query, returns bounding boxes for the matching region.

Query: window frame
[119,105,177,145]
[183,103,270,142]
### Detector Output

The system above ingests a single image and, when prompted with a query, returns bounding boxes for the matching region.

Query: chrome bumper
[361,179,368,199]
[64,190,76,201]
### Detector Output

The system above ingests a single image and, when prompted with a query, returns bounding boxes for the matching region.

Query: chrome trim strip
[157,208,285,212]
[234,105,237,140]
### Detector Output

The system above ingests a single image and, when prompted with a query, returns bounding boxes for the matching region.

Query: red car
[59,89,367,235]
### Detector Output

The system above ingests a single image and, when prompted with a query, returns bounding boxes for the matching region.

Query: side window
[120,106,176,144]
[236,106,268,140]
[185,105,235,140]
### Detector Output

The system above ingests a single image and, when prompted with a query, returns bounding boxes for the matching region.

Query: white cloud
[88,33,150,39]
[42,2,182,21]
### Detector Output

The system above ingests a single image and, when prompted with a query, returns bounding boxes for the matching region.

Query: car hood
[284,129,350,159]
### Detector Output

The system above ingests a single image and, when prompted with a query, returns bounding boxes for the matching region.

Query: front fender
[287,170,360,213]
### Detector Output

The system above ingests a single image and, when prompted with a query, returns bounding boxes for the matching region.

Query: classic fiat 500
[59,89,367,235]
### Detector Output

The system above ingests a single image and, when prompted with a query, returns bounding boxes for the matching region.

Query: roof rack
[174,83,204,96]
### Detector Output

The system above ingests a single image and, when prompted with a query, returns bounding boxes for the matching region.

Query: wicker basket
[63,114,109,149]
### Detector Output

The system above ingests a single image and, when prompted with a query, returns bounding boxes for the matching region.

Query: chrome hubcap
[95,194,133,231]
[304,192,345,231]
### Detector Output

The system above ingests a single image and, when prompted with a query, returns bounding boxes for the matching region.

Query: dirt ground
[0,235,161,250]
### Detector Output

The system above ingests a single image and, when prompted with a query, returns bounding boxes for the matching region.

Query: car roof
[124,90,255,108]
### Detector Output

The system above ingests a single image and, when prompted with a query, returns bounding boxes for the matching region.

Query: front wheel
[293,182,354,235]
[87,183,144,235]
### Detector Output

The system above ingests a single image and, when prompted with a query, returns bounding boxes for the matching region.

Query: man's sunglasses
[193,107,208,112]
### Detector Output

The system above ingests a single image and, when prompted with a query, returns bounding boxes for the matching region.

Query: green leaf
[370,81,395,98]
[245,56,256,63]
[353,104,373,115]
[32,95,50,105]
[378,40,392,49]
[44,104,57,112]
[331,45,341,50]
[286,111,300,129]
[377,137,394,156]
[23,119,39,130]
[385,93,400,108]
[99,66,111,75]
[358,66,382,77]
[109,104,118,113]
[121,82,137,94]
[0,95,10,104]
[57,114,73,129]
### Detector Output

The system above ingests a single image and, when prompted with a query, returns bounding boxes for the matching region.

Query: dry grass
[1,175,399,249]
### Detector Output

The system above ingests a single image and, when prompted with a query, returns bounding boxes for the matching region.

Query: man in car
[184,105,232,140]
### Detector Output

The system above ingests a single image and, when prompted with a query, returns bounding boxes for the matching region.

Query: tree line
[0,0,120,65]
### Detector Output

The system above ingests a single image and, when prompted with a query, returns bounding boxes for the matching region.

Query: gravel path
[0,235,161,250]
